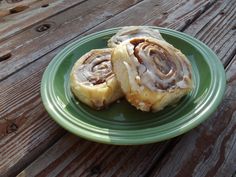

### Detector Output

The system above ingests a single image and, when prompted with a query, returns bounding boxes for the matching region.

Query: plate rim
[41,27,226,145]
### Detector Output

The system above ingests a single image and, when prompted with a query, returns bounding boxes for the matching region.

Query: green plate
[41,27,226,145]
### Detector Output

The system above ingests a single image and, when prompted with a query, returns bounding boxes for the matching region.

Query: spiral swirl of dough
[75,49,114,86]
[70,48,123,109]
[111,37,193,112]
[128,38,192,91]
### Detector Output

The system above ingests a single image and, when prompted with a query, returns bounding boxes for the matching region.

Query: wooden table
[0,0,235,176]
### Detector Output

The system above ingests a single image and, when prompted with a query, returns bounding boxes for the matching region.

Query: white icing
[127,38,192,91]
[109,26,165,47]
[75,51,113,85]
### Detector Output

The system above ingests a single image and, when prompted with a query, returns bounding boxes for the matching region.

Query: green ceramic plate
[41,27,226,145]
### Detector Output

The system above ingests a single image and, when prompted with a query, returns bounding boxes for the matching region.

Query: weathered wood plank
[147,1,236,176]
[0,1,146,176]
[16,1,236,177]
[0,0,215,81]
[0,49,66,177]
[0,0,87,41]
[0,48,58,137]
[16,134,170,177]
[0,0,143,135]
[87,0,236,65]
[16,56,236,177]
[149,55,236,177]
[86,0,216,32]
[0,46,65,177]
[0,0,216,141]
[183,0,236,65]
[0,0,231,176]
[0,0,143,81]
[0,1,145,176]
[0,110,65,177]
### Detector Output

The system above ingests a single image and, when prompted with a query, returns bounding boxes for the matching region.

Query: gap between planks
[0,0,215,81]
[0,0,89,43]
[0,0,234,176]
[15,0,236,176]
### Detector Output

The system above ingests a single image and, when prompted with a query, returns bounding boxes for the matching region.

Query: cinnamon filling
[129,38,191,91]
[76,51,114,85]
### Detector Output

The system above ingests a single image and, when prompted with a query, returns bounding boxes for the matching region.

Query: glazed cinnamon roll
[108,26,164,48]
[111,37,193,112]
[70,48,123,110]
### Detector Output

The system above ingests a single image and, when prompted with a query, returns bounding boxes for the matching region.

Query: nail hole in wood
[41,4,49,8]
[220,10,225,15]
[0,50,12,62]
[9,5,29,14]
[105,14,113,18]
[7,123,18,133]
[90,165,101,175]
[162,11,168,15]
[185,19,192,26]
[36,24,51,32]
[231,25,236,30]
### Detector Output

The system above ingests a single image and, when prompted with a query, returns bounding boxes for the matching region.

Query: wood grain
[0,0,143,176]
[16,58,236,177]
[0,0,143,134]
[0,0,235,176]
[0,0,215,81]
[86,0,216,32]
[0,108,65,177]
[88,0,235,65]
[0,0,87,41]
[0,48,56,136]
[147,1,236,176]
[0,0,142,81]
[16,134,172,177]
[0,0,216,137]
[183,0,236,65]
[149,55,236,177]
[0,49,66,177]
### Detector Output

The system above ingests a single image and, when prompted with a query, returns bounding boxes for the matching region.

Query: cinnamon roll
[111,37,193,112]
[108,26,164,48]
[70,48,123,110]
